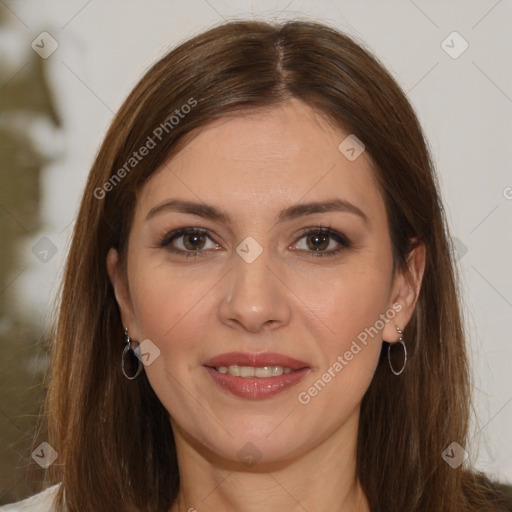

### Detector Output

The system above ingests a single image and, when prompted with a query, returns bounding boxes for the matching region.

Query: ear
[106,247,138,337]
[382,241,426,343]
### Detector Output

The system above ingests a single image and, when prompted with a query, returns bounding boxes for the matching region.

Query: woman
[4,19,512,512]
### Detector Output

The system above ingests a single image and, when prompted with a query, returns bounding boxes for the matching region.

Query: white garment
[1,484,61,511]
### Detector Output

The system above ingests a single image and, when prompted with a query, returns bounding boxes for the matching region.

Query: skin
[107,98,425,512]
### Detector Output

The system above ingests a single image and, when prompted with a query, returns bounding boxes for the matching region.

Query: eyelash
[158,225,352,259]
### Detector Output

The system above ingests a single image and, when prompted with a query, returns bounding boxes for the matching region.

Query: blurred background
[0,0,511,504]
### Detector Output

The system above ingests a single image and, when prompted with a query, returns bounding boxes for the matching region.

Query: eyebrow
[146,198,370,227]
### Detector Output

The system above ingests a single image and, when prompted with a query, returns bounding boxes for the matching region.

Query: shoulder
[1,484,61,512]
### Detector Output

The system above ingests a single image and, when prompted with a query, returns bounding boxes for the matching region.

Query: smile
[215,365,293,377]
[203,352,310,399]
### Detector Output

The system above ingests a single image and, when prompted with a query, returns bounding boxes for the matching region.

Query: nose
[218,244,292,333]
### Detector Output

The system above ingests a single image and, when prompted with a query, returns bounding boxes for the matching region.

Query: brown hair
[44,19,511,511]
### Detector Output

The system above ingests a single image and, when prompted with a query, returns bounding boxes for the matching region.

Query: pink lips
[203,352,310,400]
[203,352,309,370]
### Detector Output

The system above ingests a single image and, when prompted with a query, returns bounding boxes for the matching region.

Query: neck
[169,411,370,512]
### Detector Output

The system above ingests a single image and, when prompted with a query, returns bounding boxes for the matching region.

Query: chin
[210,435,305,470]
[180,416,309,469]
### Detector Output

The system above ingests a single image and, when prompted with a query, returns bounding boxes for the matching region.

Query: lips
[203,352,309,371]
[203,352,310,400]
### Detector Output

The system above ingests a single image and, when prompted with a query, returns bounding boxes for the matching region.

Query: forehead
[137,100,385,227]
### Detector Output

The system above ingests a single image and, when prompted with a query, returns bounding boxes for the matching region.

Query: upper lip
[203,352,310,370]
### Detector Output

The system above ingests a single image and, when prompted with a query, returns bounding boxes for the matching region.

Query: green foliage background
[0,4,61,504]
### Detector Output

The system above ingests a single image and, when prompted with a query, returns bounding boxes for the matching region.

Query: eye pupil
[183,232,205,250]
[307,232,329,251]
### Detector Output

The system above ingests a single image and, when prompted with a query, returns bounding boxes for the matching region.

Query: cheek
[298,259,392,398]
[293,272,388,422]
[127,259,218,399]
[128,268,212,419]
[326,271,390,341]
[129,256,205,339]
[299,259,392,345]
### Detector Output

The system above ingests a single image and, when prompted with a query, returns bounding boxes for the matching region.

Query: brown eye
[305,232,330,251]
[160,228,219,256]
[293,227,351,258]
[182,231,207,251]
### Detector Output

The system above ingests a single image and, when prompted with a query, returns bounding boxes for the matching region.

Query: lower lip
[204,367,310,400]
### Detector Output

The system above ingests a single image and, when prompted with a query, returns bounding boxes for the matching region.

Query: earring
[121,327,143,380]
[388,325,407,376]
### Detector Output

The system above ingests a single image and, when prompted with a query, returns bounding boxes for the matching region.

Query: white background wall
[1,0,511,482]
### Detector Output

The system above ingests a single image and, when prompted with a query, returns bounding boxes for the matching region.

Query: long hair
[45,20,510,511]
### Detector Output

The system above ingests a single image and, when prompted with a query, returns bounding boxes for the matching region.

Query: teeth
[240,366,255,377]
[215,365,294,377]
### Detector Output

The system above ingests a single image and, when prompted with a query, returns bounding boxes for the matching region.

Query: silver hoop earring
[388,326,407,376]
[121,327,143,380]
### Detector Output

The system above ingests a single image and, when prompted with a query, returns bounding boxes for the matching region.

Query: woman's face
[108,99,419,467]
